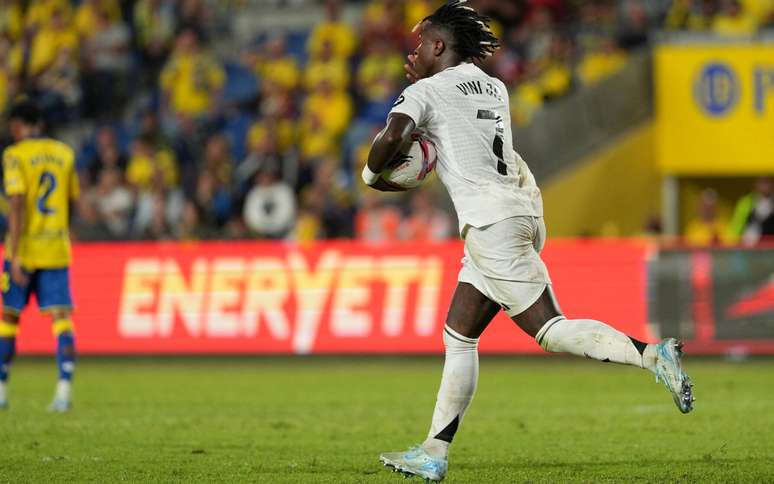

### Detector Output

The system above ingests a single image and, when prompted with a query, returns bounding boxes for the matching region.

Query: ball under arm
[365,113,416,174]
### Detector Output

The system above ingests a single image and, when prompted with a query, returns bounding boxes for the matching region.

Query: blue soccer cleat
[654,338,694,414]
[380,445,448,481]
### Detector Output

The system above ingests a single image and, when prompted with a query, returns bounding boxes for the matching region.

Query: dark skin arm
[7,194,28,286]
[365,113,417,192]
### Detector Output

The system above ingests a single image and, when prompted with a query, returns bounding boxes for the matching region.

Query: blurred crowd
[1,0,773,243]
[684,178,774,247]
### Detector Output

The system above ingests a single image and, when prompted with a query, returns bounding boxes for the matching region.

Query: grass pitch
[1,356,773,483]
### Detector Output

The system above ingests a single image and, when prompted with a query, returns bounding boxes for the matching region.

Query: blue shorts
[2,261,73,314]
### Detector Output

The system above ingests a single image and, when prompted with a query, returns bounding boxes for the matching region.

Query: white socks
[422,325,479,458]
[536,316,657,372]
[54,380,71,402]
[420,318,655,459]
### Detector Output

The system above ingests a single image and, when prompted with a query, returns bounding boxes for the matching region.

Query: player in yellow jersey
[0,101,79,412]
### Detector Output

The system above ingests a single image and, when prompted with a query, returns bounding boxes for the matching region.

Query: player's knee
[0,319,19,339]
[2,312,19,325]
[50,312,74,337]
[0,311,20,339]
[49,308,71,320]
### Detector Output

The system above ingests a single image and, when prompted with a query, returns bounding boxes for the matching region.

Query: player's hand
[404,54,420,83]
[10,259,28,287]
[370,178,408,192]
[10,260,28,286]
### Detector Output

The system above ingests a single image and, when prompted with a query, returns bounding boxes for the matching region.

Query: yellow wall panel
[656,44,774,175]
[542,124,660,237]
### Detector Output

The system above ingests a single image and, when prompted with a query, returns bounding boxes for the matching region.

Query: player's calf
[50,317,75,412]
[535,316,658,371]
[0,318,19,409]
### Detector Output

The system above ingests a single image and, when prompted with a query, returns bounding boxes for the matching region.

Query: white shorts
[458,216,551,317]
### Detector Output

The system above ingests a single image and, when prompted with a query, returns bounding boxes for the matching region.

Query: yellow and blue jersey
[2,137,79,269]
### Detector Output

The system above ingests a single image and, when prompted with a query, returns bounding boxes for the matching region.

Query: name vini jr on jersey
[455,80,503,101]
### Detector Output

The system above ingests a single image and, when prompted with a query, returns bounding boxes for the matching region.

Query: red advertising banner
[9,240,652,354]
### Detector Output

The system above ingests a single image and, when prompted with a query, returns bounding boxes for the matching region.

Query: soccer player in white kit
[362,1,694,481]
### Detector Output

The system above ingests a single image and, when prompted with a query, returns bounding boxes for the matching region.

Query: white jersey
[389,62,543,233]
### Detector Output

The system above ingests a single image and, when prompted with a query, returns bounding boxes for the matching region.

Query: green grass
[1,356,773,483]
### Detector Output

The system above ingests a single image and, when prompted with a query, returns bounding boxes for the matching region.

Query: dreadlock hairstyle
[413,0,500,62]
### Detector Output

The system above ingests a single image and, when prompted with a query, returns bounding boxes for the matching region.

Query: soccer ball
[381,135,437,189]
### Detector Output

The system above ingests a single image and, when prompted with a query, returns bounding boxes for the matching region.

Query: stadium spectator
[0,36,20,115]
[243,167,297,239]
[307,0,356,59]
[729,177,774,246]
[27,7,78,78]
[126,134,179,191]
[576,1,619,51]
[134,0,178,87]
[176,0,210,33]
[238,122,291,192]
[617,0,651,49]
[81,6,132,118]
[249,33,300,92]
[25,0,73,33]
[712,0,758,35]
[192,167,232,228]
[160,28,225,124]
[301,79,352,139]
[356,40,404,101]
[36,45,80,122]
[522,6,558,67]
[400,190,453,241]
[177,198,216,240]
[303,40,350,91]
[93,167,134,238]
[0,0,24,41]
[297,111,338,166]
[404,0,437,31]
[361,0,407,51]
[84,126,127,186]
[355,192,401,242]
[358,72,400,124]
[665,0,717,31]
[75,0,122,38]
[577,38,628,86]
[294,193,324,242]
[203,133,233,187]
[141,192,176,240]
[297,157,354,239]
[133,168,184,239]
[196,134,233,227]
[684,188,734,246]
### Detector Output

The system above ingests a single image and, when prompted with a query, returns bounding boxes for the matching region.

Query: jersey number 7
[477,109,507,176]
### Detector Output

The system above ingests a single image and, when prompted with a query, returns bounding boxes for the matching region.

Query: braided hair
[414,0,500,62]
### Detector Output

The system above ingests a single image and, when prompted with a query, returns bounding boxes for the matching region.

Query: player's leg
[423,282,501,456]
[0,311,20,409]
[511,288,656,368]
[511,287,694,413]
[508,215,660,370]
[46,307,75,412]
[0,261,32,409]
[380,282,500,480]
[38,267,76,412]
